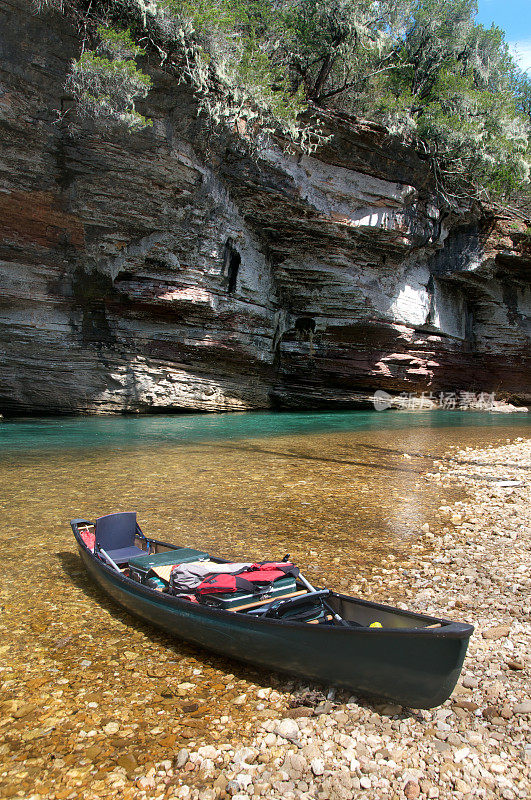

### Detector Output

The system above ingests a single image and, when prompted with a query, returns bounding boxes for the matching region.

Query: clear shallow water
[0,410,529,797]
[1,409,529,452]
[0,409,529,571]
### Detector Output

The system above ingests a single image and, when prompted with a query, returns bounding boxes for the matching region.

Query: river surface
[0,410,529,797]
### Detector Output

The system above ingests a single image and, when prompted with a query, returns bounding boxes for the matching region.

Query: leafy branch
[38,0,531,211]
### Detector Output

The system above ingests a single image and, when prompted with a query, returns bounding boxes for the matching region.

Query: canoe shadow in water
[56,551,418,717]
[56,550,307,691]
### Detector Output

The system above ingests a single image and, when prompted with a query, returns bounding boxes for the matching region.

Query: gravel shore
[135,438,530,800]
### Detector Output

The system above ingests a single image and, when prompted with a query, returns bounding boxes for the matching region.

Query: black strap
[235,576,263,594]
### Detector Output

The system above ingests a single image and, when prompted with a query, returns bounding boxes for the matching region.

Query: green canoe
[71,519,473,708]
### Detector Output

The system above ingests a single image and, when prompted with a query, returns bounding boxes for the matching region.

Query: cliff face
[0,0,529,414]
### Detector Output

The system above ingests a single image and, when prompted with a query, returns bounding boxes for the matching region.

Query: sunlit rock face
[0,0,529,414]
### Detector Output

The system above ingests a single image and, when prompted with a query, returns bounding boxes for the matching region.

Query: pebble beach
[132,438,530,800]
[1,435,529,800]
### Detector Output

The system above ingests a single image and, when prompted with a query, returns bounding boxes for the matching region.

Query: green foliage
[375,2,530,200]
[159,0,317,148]
[268,0,529,202]
[97,25,146,58]
[67,22,153,130]
[43,0,530,207]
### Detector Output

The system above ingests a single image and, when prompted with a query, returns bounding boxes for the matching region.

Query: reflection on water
[0,412,529,796]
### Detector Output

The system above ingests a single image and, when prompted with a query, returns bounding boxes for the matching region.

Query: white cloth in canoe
[150,560,252,589]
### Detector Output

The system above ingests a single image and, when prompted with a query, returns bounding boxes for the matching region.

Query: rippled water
[0,411,529,797]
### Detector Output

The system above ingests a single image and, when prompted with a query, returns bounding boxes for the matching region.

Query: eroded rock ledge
[0,0,529,414]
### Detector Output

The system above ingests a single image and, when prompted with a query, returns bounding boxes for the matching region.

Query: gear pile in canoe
[71,512,474,708]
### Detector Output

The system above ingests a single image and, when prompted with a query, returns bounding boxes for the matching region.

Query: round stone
[310,758,324,776]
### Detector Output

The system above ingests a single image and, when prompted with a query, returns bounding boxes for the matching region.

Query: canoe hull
[78,544,472,708]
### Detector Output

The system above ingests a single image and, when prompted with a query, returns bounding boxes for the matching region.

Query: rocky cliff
[0,0,529,414]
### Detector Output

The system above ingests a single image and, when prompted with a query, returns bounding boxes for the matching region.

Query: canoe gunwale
[72,524,473,640]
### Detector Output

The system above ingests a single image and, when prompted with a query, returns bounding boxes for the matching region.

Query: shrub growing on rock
[40,0,531,209]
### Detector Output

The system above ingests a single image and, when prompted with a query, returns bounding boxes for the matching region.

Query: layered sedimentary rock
[0,0,529,414]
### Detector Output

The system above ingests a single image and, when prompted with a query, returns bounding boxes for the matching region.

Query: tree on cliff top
[38,0,531,210]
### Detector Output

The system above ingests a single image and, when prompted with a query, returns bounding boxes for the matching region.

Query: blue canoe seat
[94,512,146,565]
